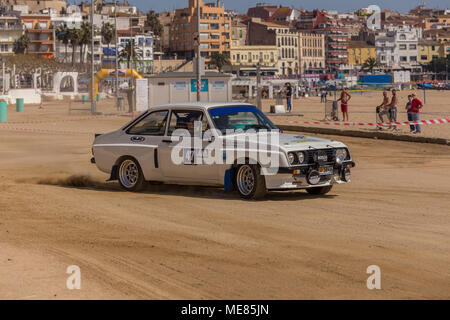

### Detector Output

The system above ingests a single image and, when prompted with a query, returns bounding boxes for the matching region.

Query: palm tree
[13,35,30,54]
[119,39,142,69]
[101,22,115,67]
[69,28,81,66]
[79,22,92,65]
[56,24,70,63]
[361,57,378,73]
[209,52,230,72]
[146,10,163,36]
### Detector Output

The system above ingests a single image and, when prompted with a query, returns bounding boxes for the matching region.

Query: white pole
[114,0,119,106]
[196,0,201,102]
[2,62,5,95]
[90,0,96,114]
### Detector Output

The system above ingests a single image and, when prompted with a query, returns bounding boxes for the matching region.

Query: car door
[158,109,219,183]
[123,109,169,181]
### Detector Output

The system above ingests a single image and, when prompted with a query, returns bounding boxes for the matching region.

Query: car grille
[306,149,335,164]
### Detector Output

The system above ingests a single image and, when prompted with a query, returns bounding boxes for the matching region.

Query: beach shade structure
[0,101,6,122]
[16,98,24,112]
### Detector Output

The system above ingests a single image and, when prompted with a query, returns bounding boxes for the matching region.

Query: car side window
[127,110,168,136]
[167,110,209,137]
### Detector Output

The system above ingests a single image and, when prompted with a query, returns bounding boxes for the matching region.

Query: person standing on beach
[388,89,399,130]
[376,91,390,129]
[405,95,415,133]
[320,87,327,103]
[410,93,424,134]
[285,83,293,113]
[337,87,351,121]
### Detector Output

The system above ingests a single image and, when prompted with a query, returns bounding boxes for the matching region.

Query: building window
[200,23,208,30]
[400,56,407,62]
[409,44,417,50]
[200,33,209,39]
[399,44,407,50]
[410,56,417,62]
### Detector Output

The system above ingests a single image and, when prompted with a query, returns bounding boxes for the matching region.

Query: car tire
[117,157,146,192]
[235,164,267,200]
[306,185,333,195]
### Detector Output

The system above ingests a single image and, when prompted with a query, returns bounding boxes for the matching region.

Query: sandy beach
[0,94,449,299]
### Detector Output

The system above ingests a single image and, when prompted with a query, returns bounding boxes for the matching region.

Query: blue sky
[125,0,449,14]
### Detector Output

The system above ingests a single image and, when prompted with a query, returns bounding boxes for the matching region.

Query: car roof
[148,102,256,110]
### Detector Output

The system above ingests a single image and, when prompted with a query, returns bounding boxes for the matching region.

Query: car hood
[278,133,346,151]
[221,132,347,151]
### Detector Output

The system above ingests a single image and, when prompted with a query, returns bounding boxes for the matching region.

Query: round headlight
[335,148,348,164]
[287,152,295,165]
[307,170,321,185]
[296,152,305,164]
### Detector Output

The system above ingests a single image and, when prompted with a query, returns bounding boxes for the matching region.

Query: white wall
[8,89,42,104]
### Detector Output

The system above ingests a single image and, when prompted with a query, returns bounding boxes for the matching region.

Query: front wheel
[118,157,146,192]
[235,164,267,200]
[306,185,333,195]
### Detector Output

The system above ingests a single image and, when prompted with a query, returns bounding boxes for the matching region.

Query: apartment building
[170,0,231,61]
[248,20,298,75]
[230,45,277,67]
[298,32,325,73]
[0,0,66,14]
[347,41,376,66]
[231,20,247,47]
[296,10,349,72]
[418,39,442,64]
[422,15,449,30]
[22,14,55,59]
[0,15,23,56]
[246,4,278,20]
[376,24,420,68]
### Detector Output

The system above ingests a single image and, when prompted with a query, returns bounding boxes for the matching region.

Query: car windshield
[209,106,277,135]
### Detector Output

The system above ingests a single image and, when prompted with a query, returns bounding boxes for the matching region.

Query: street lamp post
[114,0,119,107]
[196,0,201,102]
[256,61,262,110]
[90,0,96,114]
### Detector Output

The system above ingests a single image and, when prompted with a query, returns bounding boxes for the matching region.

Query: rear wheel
[235,164,267,200]
[306,185,333,195]
[118,157,146,192]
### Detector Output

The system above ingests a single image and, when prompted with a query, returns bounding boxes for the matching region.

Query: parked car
[91,103,355,199]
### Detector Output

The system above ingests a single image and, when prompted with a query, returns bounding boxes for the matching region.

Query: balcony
[0,25,23,31]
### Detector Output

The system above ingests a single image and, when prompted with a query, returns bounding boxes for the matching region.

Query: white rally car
[91,103,355,199]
